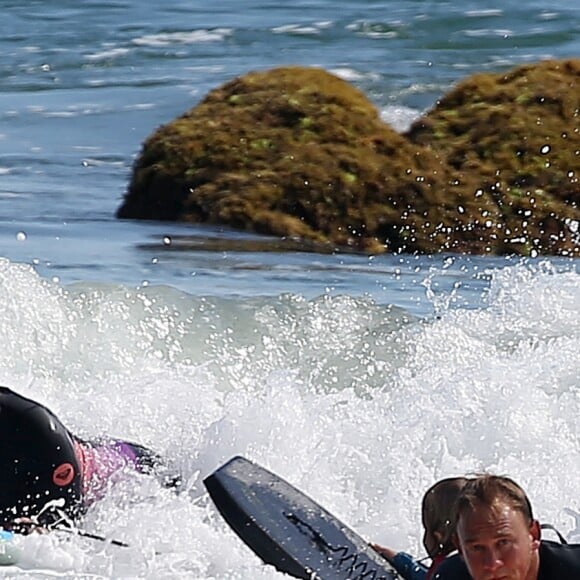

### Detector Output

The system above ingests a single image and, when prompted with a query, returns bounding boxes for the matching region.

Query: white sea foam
[381,105,422,133]
[272,24,323,36]
[132,29,232,47]
[85,47,131,61]
[346,20,401,39]
[463,28,514,37]
[0,257,578,577]
[330,68,381,84]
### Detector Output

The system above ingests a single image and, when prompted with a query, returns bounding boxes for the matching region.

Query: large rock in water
[118,63,580,256]
[406,59,580,257]
[117,66,455,254]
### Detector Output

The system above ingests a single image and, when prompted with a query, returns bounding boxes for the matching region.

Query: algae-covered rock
[117,66,453,254]
[118,62,580,256]
[406,59,580,256]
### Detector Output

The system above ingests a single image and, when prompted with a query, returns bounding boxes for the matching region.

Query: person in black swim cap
[0,386,181,533]
[0,386,83,530]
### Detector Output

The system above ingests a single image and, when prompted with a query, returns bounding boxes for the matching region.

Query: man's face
[456,500,540,580]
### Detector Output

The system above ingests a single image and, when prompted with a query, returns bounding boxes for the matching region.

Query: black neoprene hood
[0,386,83,526]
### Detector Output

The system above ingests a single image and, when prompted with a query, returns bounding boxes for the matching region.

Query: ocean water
[0,0,579,578]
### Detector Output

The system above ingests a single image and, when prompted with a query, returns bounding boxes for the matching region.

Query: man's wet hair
[422,477,469,554]
[452,474,534,527]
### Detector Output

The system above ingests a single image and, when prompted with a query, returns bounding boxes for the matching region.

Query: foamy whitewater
[0,257,579,578]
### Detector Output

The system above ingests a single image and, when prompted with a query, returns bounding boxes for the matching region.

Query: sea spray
[0,258,578,577]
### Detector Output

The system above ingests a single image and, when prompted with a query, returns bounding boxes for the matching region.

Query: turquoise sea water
[0,1,579,577]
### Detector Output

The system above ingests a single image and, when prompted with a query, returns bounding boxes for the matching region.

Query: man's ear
[531,519,541,550]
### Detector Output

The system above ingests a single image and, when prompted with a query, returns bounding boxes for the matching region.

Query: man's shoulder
[431,553,470,580]
[541,539,580,553]
[540,540,580,578]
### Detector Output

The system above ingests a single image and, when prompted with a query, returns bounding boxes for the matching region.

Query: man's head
[421,476,468,558]
[452,474,541,580]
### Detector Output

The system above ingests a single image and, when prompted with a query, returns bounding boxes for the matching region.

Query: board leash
[55,526,131,548]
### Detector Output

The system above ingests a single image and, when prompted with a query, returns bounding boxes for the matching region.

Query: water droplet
[163,236,172,246]
[566,219,579,234]
[540,144,551,154]
[16,231,27,241]
[151,257,158,264]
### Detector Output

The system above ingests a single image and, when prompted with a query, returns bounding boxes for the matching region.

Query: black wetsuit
[434,541,580,580]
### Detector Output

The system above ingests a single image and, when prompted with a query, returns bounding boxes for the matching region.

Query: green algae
[405,59,580,256]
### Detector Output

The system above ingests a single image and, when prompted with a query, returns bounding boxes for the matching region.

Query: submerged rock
[406,59,580,256]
